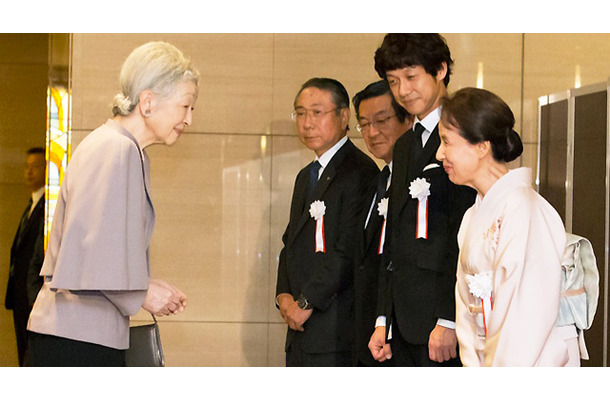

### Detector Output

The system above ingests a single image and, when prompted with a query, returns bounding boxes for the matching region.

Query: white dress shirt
[29,186,44,217]
[314,135,348,179]
[414,105,441,148]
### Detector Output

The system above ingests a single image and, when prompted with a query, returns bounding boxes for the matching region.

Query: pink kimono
[455,168,579,366]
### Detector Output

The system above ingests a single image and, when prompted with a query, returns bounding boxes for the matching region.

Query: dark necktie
[411,122,425,161]
[375,165,390,203]
[306,160,321,202]
[12,198,33,264]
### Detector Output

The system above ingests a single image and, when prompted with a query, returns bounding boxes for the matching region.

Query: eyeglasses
[356,114,397,133]
[291,107,339,121]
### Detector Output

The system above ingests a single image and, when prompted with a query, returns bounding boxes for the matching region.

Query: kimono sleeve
[454,207,481,366]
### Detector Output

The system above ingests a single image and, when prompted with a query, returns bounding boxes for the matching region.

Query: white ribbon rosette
[377,197,389,254]
[409,178,431,239]
[309,200,326,253]
[465,271,494,337]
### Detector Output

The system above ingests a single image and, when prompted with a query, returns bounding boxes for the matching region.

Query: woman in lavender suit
[27,42,198,366]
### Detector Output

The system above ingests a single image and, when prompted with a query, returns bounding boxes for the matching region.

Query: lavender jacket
[28,119,154,349]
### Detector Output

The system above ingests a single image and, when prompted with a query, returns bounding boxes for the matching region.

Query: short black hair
[441,87,523,163]
[294,77,350,111]
[352,80,410,123]
[26,147,45,156]
[374,33,453,87]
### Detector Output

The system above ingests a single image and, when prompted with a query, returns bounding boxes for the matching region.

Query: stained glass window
[45,85,71,248]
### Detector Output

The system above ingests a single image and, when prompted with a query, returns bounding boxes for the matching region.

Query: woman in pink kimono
[436,88,579,366]
[27,42,197,366]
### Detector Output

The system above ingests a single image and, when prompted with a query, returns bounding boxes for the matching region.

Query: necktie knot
[381,165,390,177]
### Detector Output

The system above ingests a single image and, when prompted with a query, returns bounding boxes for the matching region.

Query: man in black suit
[368,34,476,367]
[276,78,378,367]
[351,80,413,366]
[5,147,46,366]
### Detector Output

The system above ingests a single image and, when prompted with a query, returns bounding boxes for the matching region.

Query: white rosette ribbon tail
[377,197,389,254]
[409,178,431,239]
[309,200,326,253]
[465,271,494,337]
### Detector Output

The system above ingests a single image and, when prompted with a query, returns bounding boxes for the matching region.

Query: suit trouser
[11,300,32,366]
[286,333,351,367]
[390,319,461,367]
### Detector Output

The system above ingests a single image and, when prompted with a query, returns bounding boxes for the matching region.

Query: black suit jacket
[276,138,378,354]
[5,195,45,311]
[378,125,476,345]
[353,171,390,366]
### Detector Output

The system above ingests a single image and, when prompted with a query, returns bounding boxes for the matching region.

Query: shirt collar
[414,106,442,133]
[31,186,44,206]
[315,135,348,169]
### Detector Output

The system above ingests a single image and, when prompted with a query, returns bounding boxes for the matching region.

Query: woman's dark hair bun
[499,129,524,162]
[493,129,523,163]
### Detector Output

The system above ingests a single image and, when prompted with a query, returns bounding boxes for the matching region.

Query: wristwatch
[297,293,313,310]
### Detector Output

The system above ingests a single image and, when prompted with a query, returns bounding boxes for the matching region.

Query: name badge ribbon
[409,178,431,239]
[377,197,389,254]
[309,200,326,253]
[466,272,494,337]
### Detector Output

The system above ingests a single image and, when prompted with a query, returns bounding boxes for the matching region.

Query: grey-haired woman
[27,42,198,366]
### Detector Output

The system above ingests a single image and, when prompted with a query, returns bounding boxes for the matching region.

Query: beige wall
[2,33,610,366]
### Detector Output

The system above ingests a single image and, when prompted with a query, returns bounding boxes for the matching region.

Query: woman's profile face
[148,80,198,146]
[436,120,480,188]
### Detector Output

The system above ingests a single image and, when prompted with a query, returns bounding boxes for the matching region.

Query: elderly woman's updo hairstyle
[112,41,199,117]
[441,87,523,163]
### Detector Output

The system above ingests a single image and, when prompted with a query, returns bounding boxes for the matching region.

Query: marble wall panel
[267,322,288,367]
[443,33,527,169]
[71,33,274,135]
[271,33,386,137]
[444,34,523,95]
[155,320,270,366]
[523,33,610,144]
[145,133,271,323]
